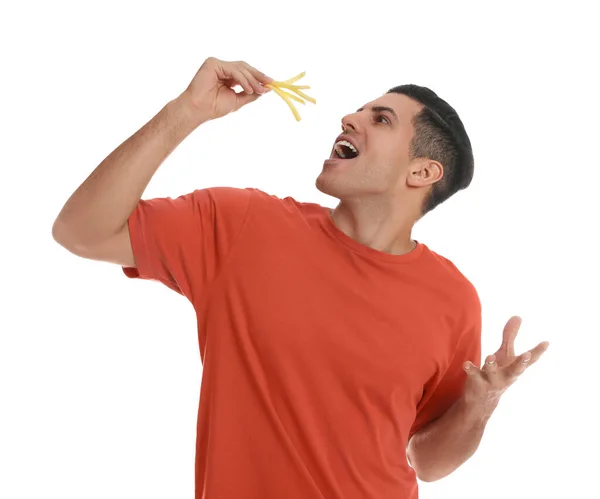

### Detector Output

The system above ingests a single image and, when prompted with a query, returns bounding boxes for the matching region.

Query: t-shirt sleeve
[408,290,482,439]
[122,186,252,302]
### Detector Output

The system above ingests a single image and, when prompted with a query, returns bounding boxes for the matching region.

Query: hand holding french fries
[180,58,315,123]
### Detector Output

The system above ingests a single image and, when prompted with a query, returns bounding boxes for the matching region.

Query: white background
[1,0,598,497]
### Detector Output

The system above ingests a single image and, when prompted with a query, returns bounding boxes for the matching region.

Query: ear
[407,160,443,188]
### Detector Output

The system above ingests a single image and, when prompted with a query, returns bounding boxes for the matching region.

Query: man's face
[316,93,425,202]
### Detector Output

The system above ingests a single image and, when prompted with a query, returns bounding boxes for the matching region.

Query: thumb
[233,90,263,112]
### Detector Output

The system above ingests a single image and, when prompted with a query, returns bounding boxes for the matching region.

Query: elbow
[408,450,448,483]
[52,218,69,246]
[413,459,469,483]
[52,218,86,256]
[408,450,434,483]
[416,470,440,483]
[52,218,75,248]
[412,463,438,483]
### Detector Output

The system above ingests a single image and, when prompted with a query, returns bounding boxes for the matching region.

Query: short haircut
[387,84,474,215]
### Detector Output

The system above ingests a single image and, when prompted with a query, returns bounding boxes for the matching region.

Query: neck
[330,198,419,256]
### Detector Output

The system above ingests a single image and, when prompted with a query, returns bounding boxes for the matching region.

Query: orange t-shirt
[123,187,482,499]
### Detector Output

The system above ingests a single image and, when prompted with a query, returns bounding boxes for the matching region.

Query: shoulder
[244,188,329,218]
[423,247,481,314]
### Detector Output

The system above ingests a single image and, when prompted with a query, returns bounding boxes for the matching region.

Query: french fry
[265,71,316,121]
[273,87,305,105]
[282,71,306,85]
[271,83,311,91]
[288,88,316,105]
[268,86,302,121]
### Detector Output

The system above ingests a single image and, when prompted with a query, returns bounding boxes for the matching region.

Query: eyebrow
[356,105,398,121]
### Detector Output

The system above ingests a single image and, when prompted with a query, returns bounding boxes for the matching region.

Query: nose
[341,112,360,133]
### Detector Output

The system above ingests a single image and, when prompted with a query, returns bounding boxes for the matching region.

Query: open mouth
[333,140,360,160]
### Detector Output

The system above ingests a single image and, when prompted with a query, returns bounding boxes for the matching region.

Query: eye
[375,114,391,125]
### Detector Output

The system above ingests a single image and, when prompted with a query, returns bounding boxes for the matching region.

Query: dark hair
[387,84,474,216]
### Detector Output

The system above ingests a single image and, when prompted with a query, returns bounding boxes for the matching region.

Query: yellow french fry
[266,71,316,121]
[283,71,306,85]
[267,84,302,121]
[266,85,305,105]
[270,82,311,91]
[290,88,316,105]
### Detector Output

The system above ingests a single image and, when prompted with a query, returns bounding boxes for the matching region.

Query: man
[53,57,549,499]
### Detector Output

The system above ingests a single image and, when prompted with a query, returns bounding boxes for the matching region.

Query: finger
[482,355,498,376]
[238,67,267,95]
[464,361,482,377]
[238,61,274,86]
[223,66,254,94]
[506,351,533,378]
[521,341,550,368]
[214,62,253,94]
[500,316,522,357]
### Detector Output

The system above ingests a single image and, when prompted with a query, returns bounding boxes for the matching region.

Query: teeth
[334,140,358,159]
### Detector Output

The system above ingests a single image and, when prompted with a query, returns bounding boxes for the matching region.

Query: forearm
[53,91,205,247]
[408,395,493,482]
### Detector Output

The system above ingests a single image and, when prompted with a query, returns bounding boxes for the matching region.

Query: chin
[315,173,348,201]
[316,154,367,199]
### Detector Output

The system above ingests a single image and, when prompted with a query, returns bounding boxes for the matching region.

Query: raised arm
[52,57,272,267]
